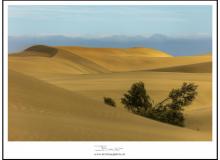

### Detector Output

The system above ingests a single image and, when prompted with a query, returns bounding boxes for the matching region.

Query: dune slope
[56,46,212,72]
[8,70,210,141]
[9,46,110,76]
[150,62,212,73]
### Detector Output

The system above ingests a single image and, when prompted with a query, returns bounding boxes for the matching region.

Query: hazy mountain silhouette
[8,34,212,56]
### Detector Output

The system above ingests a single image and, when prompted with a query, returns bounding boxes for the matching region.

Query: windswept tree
[155,82,198,111]
[104,81,198,127]
[121,81,153,114]
[151,82,198,126]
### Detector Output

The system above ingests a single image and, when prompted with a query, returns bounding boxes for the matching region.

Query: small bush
[104,97,116,107]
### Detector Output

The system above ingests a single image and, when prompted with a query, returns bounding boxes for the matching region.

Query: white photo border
[2,1,218,159]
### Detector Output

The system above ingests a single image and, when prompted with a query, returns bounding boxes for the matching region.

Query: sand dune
[57,46,172,57]
[56,46,211,72]
[36,70,211,134]
[9,70,210,141]
[10,46,212,76]
[8,45,212,141]
[9,46,110,75]
[150,62,212,73]
[11,45,58,57]
[55,48,110,73]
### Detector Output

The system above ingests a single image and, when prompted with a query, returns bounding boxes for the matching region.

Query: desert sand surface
[8,45,212,141]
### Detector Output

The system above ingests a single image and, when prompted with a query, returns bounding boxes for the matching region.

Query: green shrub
[121,81,152,114]
[168,82,198,111]
[104,97,116,107]
[149,105,185,126]
[155,83,198,111]
[151,82,198,126]
[120,82,198,127]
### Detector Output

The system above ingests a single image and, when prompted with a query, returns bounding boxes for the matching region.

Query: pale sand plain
[8,45,212,140]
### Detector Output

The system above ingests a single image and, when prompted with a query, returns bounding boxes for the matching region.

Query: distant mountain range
[8,34,212,56]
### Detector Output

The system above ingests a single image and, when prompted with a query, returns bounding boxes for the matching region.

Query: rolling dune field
[8,45,212,141]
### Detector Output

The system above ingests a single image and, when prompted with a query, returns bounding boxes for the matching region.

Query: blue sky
[8,5,212,37]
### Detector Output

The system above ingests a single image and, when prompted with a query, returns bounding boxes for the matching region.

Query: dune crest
[12,45,59,57]
[125,47,172,57]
